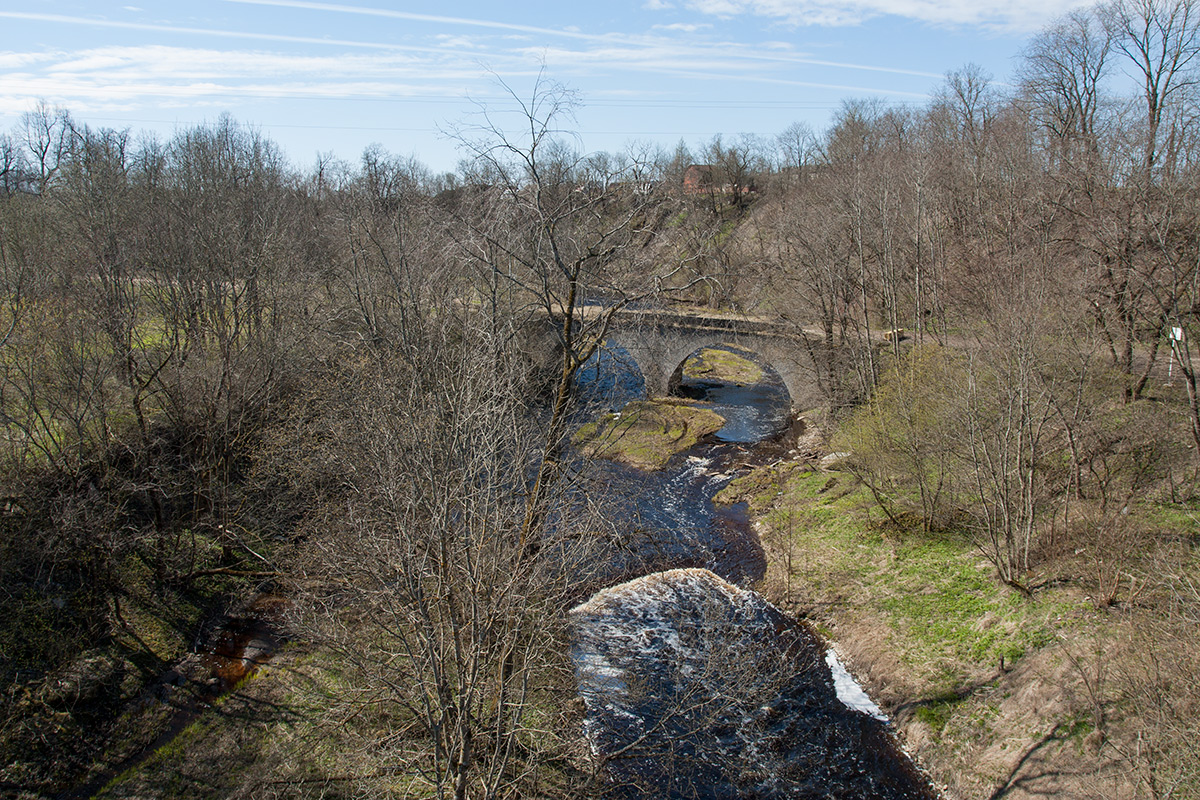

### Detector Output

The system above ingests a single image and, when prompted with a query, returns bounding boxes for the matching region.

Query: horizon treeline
[5,0,1197,410]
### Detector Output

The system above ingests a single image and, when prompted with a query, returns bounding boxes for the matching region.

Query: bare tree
[20,101,72,194]
[0,134,27,196]
[447,73,676,546]
[1039,0,1200,402]
[775,120,818,183]
[1020,9,1113,171]
[701,133,768,212]
[281,252,597,800]
[1102,0,1200,181]
[836,345,963,532]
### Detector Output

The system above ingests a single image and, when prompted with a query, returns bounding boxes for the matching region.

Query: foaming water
[826,650,889,722]
[581,445,766,587]
[573,569,934,799]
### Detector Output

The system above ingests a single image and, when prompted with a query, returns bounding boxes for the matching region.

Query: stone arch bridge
[560,306,823,410]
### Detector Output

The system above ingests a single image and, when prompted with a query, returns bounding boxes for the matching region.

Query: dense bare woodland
[2,0,1200,797]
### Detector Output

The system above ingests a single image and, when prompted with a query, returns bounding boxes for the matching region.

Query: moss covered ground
[679,345,764,385]
[719,467,1073,688]
[0,533,273,798]
[572,398,725,470]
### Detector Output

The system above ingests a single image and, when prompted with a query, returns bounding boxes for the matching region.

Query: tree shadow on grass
[986,723,1094,799]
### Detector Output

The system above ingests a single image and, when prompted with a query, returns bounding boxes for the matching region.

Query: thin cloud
[653,23,714,31]
[0,73,486,107]
[217,2,946,79]
[222,0,614,42]
[527,46,930,97]
[1,35,940,115]
[433,35,488,51]
[678,0,1094,30]
[0,11,412,50]
[34,45,494,85]
[643,68,932,97]
[525,38,942,79]
[0,52,56,69]
[687,0,745,16]
[765,52,940,78]
[1,7,945,125]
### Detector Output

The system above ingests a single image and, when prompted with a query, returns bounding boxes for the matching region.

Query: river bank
[722,418,1197,799]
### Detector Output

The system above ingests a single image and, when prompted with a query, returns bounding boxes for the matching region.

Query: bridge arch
[665,342,791,403]
[602,325,817,410]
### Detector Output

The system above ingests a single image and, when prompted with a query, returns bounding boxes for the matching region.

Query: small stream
[572,346,936,799]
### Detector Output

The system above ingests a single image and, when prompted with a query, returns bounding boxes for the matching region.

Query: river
[571,346,937,799]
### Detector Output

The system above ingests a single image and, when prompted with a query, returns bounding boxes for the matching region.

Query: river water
[571,346,936,799]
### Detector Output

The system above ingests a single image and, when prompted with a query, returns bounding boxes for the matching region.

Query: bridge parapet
[580,305,794,336]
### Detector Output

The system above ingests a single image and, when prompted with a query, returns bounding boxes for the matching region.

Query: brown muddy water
[63,593,286,800]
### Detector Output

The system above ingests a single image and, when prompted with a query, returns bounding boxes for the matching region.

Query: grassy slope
[0,548,259,797]
[92,645,372,800]
[718,458,1200,799]
[92,633,590,799]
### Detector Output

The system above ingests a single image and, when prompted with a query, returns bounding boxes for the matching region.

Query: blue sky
[0,0,1092,172]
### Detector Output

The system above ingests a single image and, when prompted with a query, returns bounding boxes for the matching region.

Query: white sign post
[1169,326,1184,381]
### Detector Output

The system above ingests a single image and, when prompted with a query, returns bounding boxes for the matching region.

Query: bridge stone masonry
[574,305,824,410]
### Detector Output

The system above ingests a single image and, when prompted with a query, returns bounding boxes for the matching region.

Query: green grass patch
[1146,499,1200,540]
[1062,713,1096,750]
[712,218,738,246]
[573,398,725,470]
[751,467,1069,684]
[878,536,1054,671]
[681,345,764,385]
[913,693,966,731]
[714,460,810,510]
